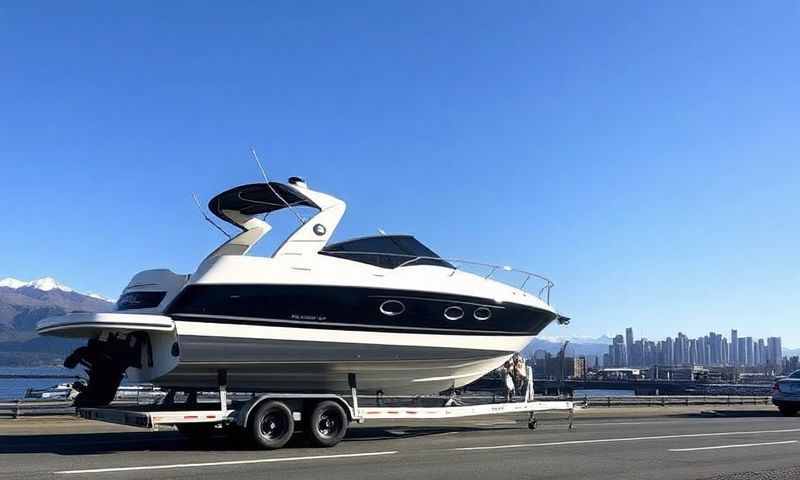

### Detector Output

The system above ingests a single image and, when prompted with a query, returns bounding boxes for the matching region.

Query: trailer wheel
[250,401,294,449]
[307,400,348,447]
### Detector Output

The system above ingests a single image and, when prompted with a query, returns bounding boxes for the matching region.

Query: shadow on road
[0,424,515,456]
[683,409,787,418]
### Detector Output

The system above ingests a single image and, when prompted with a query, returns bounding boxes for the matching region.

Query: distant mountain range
[522,335,612,359]
[0,277,114,366]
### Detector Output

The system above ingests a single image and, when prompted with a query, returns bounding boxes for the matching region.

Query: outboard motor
[65,333,150,407]
[59,269,188,406]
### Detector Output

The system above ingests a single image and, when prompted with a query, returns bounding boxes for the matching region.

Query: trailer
[76,367,577,450]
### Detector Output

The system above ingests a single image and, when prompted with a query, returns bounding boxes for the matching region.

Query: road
[1,405,798,479]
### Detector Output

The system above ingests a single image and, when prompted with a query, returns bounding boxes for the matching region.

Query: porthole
[379,300,405,316]
[444,306,464,321]
[474,307,492,321]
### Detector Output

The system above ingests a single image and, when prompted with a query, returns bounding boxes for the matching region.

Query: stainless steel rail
[321,251,555,304]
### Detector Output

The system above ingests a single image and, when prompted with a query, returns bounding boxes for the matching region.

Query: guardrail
[580,395,772,408]
[0,395,165,418]
[0,400,75,418]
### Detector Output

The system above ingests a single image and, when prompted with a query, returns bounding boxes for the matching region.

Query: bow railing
[320,250,554,304]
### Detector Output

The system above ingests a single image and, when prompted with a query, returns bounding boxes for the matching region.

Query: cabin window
[444,306,464,321]
[116,291,167,311]
[473,307,492,321]
[379,300,405,316]
[320,235,453,269]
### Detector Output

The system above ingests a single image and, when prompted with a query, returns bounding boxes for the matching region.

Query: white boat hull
[155,320,530,394]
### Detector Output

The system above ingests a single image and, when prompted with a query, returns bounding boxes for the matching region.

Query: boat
[24,382,165,402]
[24,383,77,400]
[37,177,568,407]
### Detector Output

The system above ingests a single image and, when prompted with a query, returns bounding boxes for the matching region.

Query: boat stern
[36,312,180,407]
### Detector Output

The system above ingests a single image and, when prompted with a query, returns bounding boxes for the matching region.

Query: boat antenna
[192,193,232,239]
[250,146,306,225]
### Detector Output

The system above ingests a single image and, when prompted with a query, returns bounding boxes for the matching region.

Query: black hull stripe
[172,314,534,336]
[166,284,556,335]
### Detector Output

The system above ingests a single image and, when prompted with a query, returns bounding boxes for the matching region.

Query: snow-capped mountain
[0,276,74,293]
[535,334,613,345]
[0,276,116,365]
[0,276,118,301]
[523,334,614,359]
[0,277,114,333]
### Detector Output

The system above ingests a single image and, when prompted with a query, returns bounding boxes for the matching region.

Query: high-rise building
[745,337,754,366]
[713,332,723,365]
[738,338,747,367]
[665,337,674,366]
[757,339,766,366]
[731,329,738,366]
[676,332,689,365]
[610,334,626,367]
[722,338,729,366]
[767,337,782,367]
[625,327,634,367]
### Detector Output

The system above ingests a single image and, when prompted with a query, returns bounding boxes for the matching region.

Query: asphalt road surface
[1,405,799,480]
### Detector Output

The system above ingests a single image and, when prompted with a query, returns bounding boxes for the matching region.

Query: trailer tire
[250,401,294,449]
[306,400,348,447]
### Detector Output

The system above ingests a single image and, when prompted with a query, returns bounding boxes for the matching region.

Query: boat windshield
[320,235,454,269]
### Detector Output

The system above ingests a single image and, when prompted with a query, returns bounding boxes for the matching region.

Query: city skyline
[602,327,788,370]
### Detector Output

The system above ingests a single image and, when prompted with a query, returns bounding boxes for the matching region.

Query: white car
[772,370,800,416]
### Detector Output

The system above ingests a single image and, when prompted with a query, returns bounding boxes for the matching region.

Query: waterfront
[0,367,75,400]
[573,388,635,397]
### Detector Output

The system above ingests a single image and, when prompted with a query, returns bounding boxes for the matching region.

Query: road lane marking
[54,451,398,474]
[669,440,798,452]
[451,428,800,451]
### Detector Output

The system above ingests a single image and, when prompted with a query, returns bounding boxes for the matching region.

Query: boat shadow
[0,424,515,455]
[680,409,789,418]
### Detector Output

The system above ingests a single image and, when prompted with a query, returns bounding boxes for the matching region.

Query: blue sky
[1,2,798,345]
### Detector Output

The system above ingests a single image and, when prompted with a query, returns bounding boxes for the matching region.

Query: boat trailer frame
[77,367,576,441]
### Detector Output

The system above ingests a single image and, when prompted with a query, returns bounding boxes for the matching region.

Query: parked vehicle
[772,370,800,416]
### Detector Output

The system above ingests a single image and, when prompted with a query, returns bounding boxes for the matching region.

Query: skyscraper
[611,334,626,367]
[767,337,783,367]
[625,327,634,367]
[731,329,738,366]
[665,337,674,366]
[738,338,747,367]
[745,337,754,366]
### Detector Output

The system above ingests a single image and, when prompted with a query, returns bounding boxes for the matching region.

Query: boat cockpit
[319,235,454,269]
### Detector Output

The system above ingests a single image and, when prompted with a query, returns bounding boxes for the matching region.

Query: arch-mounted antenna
[192,193,231,239]
[250,147,307,225]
